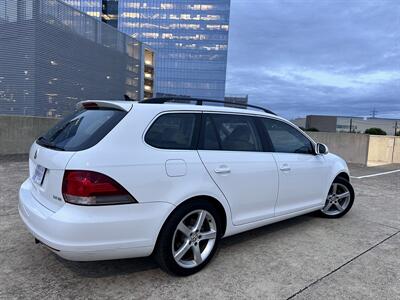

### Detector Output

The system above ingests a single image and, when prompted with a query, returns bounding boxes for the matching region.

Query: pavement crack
[286,230,400,300]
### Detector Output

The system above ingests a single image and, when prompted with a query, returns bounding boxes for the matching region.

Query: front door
[259,118,330,216]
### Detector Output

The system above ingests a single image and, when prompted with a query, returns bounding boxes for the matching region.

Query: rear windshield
[36,108,127,151]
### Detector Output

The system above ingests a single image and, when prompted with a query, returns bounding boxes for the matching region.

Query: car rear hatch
[29,100,131,212]
[28,144,75,212]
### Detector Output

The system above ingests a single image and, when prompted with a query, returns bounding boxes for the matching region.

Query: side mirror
[316,143,329,155]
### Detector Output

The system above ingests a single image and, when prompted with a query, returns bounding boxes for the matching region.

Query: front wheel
[319,177,354,218]
[155,201,222,276]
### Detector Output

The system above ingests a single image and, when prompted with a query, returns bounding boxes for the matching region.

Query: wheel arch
[174,195,227,235]
[154,195,228,253]
[322,169,351,202]
[335,171,350,182]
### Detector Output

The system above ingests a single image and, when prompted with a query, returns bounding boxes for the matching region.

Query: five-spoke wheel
[320,177,354,218]
[155,201,221,276]
[172,210,217,268]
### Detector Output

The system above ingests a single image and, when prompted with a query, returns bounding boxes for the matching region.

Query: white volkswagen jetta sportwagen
[19,98,354,276]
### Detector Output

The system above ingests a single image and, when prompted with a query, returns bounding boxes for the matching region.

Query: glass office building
[0,0,154,117]
[63,0,102,18]
[118,0,230,99]
[65,0,231,100]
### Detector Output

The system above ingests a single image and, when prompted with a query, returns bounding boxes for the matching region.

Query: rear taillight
[62,170,137,205]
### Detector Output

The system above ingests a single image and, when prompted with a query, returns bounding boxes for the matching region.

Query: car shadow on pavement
[220,214,313,248]
[57,255,159,277]
[57,214,313,278]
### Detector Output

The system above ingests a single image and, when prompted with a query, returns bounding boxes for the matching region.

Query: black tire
[154,200,222,276]
[318,177,355,218]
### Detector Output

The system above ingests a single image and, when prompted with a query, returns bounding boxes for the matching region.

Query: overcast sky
[225,0,400,119]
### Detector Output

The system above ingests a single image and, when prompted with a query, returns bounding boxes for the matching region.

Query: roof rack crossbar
[139,97,276,115]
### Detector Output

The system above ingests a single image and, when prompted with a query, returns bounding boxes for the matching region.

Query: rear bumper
[18,179,174,261]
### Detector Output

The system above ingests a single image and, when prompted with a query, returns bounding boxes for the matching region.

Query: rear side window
[261,118,314,154]
[145,113,199,150]
[201,114,262,152]
[37,108,127,151]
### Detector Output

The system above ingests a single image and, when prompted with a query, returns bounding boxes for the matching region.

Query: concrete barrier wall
[308,132,369,165]
[0,115,58,155]
[0,115,399,166]
[392,137,400,164]
[309,132,400,166]
[367,136,396,166]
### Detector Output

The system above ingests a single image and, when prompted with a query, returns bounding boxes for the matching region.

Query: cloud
[261,67,400,89]
[226,0,400,119]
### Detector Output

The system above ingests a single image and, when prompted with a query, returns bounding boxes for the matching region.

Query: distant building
[0,0,154,117]
[305,115,400,136]
[63,0,231,100]
[306,115,337,132]
[224,95,249,109]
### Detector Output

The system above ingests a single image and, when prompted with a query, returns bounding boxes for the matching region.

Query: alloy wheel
[172,209,217,268]
[321,182,351,216]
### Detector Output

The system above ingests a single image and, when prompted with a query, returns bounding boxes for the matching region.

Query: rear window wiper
[37,137,65,151]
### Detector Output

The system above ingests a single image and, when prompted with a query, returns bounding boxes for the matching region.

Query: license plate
[32,164,46,186]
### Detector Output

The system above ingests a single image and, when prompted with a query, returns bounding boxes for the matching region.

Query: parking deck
[0,159,399,299]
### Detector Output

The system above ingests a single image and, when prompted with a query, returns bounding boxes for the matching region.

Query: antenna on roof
[124,94,132,101]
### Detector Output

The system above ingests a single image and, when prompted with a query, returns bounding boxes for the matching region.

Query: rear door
[198,113,279,225]
[30,105,128,211]
[259,118,330,216]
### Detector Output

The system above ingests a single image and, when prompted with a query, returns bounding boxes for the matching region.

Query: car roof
[79,100,285,121]
[132,102,280,118]
[77,100,315,143]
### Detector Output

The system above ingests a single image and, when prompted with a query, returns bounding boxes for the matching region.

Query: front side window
[202,114,262,152]
[261,118,314,154]
[145,113,198,149]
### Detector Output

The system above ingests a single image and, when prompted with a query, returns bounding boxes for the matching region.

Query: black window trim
[198,113,222,150]
[198,112,264,153]
[143,111,317,154]
[143,111,202,151]
[254,117,275,152]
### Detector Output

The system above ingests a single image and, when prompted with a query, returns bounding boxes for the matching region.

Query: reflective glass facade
[118,0,230,99]
[102,0,119,27]
[0,0,153,117]
[66,0,231,100]
[63,0,102,18]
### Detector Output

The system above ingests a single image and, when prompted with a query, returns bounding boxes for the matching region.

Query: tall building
[62,0,102,18]
[0,0,154,117]
[64,0,231,100]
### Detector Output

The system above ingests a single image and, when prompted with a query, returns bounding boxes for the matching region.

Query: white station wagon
[19,98,354,276]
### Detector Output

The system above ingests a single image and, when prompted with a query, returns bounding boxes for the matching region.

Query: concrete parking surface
[1,157,399,299]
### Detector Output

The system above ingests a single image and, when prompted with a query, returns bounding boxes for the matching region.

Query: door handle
[214,166,231,174]
[279,164,291,172]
